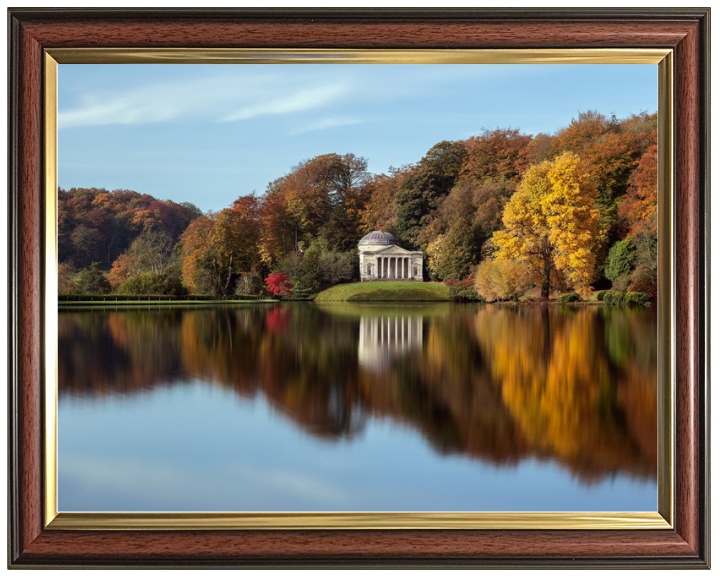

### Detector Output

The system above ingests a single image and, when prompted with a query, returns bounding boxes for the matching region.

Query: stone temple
[358,231,423,282]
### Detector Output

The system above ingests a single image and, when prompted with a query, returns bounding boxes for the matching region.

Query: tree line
[59,109,658,300]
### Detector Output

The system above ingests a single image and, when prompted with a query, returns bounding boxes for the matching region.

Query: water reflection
[358,314,423,371]
[59,303,657,488]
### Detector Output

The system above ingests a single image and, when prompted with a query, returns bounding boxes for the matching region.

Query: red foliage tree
[264,273,294,297]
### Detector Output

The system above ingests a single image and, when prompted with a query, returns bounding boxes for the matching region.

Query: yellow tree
[492,152,600,299]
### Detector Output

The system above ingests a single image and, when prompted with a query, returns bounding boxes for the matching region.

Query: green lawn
[315,281,451,302]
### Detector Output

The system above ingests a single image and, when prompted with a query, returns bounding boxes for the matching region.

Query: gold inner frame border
[44,48,674,531]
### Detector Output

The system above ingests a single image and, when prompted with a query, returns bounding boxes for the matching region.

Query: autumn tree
[459,128,532,185]
[108,227,177,289]
[359,167,411,234]
[258,191,295,265]
[552,110,611,154]
[267,153,369,253]
[553,111,657,272]
[108,252,141,289]
[528,133,554,165]
[618,144,658,237]
[436,178,515,252]
[493,152,601,299]
[180,198,262,297]
[59,187,200,269]
[58,263,76,295]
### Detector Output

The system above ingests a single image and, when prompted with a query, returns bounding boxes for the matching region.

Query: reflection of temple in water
[357,315,423,371]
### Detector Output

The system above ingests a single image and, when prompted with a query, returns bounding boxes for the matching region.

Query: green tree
[605,238,636,282]
[426,220,476,281]
[318,250,355,286]
[394,141,467,248]
[73,262,111,295]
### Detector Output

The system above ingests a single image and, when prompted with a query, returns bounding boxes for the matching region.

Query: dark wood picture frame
[8,8,709,568]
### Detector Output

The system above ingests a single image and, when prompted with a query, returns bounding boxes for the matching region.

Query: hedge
[58,294,265,302]
[603,290,651,306]
[558,292,580,303]
[624,291,650,306]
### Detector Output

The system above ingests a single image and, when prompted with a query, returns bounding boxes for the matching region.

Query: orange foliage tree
[459,128,532,184]
[618,144,658,237]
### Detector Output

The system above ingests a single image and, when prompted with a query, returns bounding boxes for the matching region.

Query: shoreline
[58,299,278,309]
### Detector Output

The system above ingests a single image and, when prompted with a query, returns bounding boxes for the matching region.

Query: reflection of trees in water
[475,305,656,481]
[59,303,656,481]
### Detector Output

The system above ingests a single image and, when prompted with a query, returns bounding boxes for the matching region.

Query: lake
[58,302,657,512]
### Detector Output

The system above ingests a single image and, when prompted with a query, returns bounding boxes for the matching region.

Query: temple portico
[358,231,423,282]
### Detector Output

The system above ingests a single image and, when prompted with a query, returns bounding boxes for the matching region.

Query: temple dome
[359,231,400,247]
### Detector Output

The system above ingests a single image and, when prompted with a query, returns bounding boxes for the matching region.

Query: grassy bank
[314,281,451,302]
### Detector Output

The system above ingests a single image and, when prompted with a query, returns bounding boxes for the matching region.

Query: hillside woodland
[59,110,658,301]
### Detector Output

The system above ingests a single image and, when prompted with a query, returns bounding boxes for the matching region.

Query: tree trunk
[541,260,551,300]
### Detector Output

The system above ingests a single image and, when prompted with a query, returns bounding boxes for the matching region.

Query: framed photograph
[8,8,709,568]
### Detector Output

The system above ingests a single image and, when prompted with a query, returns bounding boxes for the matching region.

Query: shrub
[596,290,607,301]
[114,266,188,297]
[603,290,625,306]
[157,266,188,297]
[602,290,650,306]
[475,259,532,301]
[624,291,650,306]
[558,292,580,303]
[446,277,483,302]
[115,273,160,295]
[628,279,657,301]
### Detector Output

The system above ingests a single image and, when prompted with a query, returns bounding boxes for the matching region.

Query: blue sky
[58,64,657,212]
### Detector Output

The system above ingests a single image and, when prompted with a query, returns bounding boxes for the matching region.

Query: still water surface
[58,302,657,512]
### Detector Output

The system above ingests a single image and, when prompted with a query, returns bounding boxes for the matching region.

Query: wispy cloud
[289,117,363,136]
[222,85,349,122]
[58,74,350,129]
